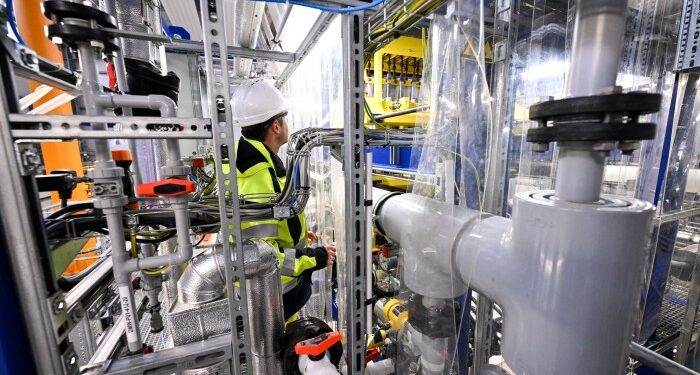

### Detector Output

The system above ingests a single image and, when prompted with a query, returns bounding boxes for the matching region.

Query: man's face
[276,116,289,144]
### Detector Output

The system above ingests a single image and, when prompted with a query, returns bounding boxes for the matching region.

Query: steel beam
[167,40,296,63]
[275,12,337,87]
[10,114,212,139]
[102,334,232,375]
[199,0,253,373]
[0,47,68,374]
[342,12,367,374]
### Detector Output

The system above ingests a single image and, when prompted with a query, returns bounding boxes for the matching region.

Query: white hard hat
[230,80,293,127]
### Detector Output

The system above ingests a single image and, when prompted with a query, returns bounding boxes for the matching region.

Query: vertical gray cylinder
[501,192,654,375]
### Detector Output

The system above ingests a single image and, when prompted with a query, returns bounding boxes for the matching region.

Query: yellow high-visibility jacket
[225,137,327,293]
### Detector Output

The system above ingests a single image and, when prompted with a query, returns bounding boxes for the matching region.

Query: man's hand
[307,230,317,245]
[324,243,336,267]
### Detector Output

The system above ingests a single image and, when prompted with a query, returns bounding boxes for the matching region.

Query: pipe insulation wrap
[177,239,284,373]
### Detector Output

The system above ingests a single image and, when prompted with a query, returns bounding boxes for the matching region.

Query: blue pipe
[246,0,385,13]
[7,0,26,46]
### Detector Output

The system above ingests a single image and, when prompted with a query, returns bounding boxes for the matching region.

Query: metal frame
[342,12,367,374]
[167,40,296,63]
[199,0,253,373]
[10,114,212,139]
[98,333,232,374]
[0,44,72,374]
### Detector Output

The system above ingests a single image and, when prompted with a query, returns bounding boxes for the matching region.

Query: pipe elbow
[177,239,278,305]
[147,95,177,118]
[178,246,227,305]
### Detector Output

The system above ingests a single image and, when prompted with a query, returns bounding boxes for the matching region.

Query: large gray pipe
[374,190,654,374]
[556,0,629,203]
[177,239,284,374]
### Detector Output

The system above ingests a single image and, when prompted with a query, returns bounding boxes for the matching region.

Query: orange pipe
[15,0,88,201]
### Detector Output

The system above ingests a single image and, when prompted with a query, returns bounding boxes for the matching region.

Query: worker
[230,80,336,321]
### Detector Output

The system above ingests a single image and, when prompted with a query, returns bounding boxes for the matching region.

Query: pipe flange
[92,196,129,209]
[43,0,117,29]
[160,165,191,178]
[88,166,124,180]
[47,24,120,53]
[526,92,661,152]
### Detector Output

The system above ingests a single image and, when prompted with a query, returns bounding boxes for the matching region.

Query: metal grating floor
[657,280,698,340]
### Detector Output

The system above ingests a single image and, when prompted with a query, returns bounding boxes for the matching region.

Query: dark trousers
[282,271,313,320]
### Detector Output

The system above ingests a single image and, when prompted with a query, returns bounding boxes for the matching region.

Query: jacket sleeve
[285,246,328,276]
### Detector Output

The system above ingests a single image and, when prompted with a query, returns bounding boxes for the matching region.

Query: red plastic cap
[294,331,342,357]
[192,157,205,168]
[137,178,196,197]
[112,149,132,162]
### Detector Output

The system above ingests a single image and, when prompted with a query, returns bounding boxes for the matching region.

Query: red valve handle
[294,331,342,357]
[136,178,195,197]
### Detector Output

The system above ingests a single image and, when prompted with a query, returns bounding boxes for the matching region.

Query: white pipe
[366,358,394,375]
[556,0,629,203]
[374,191,654,374]
[78,43,143,353]
[123,201,192,272]
[566,0,628,97]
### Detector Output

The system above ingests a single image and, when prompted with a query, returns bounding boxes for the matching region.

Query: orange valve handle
[294,331,342,357]
[136,179,196,197]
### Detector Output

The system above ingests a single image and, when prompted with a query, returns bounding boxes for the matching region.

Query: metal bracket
[47,293,80,374]
[675,0,700,71]
[10,114,212,140]
[14,141,42,176]
[272,205,293,219]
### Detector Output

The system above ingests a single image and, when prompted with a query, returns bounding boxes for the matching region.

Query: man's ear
[270,119,282,134]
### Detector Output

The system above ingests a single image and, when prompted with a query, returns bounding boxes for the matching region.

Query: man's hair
[241,112,288,141]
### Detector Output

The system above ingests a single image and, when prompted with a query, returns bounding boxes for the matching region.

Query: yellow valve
[383,298,408,331]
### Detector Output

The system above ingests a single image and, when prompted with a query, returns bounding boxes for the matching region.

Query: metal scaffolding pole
[199,0,252,373]
[342,11,368,374]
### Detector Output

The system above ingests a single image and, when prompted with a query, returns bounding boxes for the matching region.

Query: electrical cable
[247,0,385,13]
[7,0,26,46]
[46,202,94,219]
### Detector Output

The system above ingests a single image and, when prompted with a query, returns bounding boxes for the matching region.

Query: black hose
[46,202,94,219]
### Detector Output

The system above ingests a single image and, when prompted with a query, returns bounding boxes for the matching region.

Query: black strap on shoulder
[268,168,282,193]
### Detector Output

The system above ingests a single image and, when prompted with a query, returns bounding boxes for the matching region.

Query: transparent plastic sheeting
[640,73,700,342]
[282,17,343,324]
[389,2,492,373]
[508,0,676,208]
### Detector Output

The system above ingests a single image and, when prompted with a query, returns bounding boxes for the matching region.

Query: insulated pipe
[555,0,628,203]
[176,240,284,373]
[78,43,143,353]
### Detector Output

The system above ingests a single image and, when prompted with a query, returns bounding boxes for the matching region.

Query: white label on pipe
[118,285,139,344]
